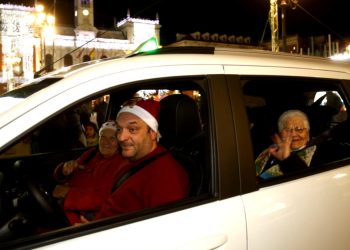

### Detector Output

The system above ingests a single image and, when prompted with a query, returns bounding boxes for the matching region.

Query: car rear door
[243,168,350,250]
[224,70,350,250]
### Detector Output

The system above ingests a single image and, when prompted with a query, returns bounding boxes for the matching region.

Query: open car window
[243,77,350,183]
[0,94,109,158]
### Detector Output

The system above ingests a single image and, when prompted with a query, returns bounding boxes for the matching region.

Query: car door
[228,73,350,250]
[244,168,350,250]
[0,72,247,249]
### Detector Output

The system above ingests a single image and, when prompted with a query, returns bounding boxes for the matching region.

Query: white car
[1,43,350,250]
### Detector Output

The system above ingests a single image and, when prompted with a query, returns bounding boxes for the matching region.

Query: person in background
[93,96,108,129]
[84,121,99,147]
[52,120,122,224]
[79,98,189,223]
[255,109,316,179]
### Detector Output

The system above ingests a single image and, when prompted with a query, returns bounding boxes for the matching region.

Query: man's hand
[74,215,91,226]
[52,183,70,199]
[62,160,84,176]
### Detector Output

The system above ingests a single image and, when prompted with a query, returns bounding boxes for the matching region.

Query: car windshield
[0,77,62,114]
[0,57,120,115]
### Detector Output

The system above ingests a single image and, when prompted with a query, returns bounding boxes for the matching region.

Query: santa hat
[99,120,117,136]
[117,99,161,139]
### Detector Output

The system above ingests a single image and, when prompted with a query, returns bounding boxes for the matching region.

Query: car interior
[159,94,208,196]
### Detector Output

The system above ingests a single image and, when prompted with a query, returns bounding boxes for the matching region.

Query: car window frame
[0,75,220,249]
[238,75,350,189]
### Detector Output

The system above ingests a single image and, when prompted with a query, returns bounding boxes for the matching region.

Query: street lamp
[281,0,298,52]
[270,0,298,52]
[28,4,55,71]
[270,0,279,52]
[280,0,288,52]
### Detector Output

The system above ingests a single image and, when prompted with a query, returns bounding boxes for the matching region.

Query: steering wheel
[25,177,70,227]
[13,160,70,227]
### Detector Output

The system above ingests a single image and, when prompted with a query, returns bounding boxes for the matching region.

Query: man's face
[280,116,309,150]
[116,112,157,161]
[98,129,118,158]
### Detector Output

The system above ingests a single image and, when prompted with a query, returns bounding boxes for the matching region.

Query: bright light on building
[0,2,161,89]
[330,44,350,61]
[43,26,55,41]
[330,53,350,61]
[46,15,55,25]
[35,4,44,12]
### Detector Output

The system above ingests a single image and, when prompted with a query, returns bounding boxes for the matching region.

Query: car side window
[243,77,350,182]
[0,95,109,158]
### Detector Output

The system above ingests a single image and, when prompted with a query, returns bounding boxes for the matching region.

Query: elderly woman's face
[280,116,309,150]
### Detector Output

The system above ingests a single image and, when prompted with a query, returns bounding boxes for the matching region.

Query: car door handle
[178,234,228,250]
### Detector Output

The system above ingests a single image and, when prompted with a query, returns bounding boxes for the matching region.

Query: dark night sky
[2,0,350,45]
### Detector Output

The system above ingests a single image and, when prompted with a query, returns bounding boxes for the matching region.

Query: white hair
[277,109,310,132]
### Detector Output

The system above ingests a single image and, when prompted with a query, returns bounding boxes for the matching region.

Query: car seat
[159,94,207,197]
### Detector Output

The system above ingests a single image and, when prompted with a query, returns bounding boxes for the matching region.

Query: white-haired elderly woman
[255,109,317,179]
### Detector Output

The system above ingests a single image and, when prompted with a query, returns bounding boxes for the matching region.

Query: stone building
[0,0,161,91]
[1,1,348,93]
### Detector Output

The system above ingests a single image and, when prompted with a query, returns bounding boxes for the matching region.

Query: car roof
[1,46,350,130]
[26,46,350,89]
[37,46,350,80]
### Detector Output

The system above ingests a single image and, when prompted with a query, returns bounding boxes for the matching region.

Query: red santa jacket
[54,147,123,224]
[95,145,189,220]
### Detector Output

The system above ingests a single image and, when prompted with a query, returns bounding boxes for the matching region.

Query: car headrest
[159,94,202,149]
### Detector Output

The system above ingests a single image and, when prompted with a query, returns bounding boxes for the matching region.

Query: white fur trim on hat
[118,105,158,133]
[99,121,117,136]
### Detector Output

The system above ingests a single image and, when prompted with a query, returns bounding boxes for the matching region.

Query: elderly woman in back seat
[255,109,316,179]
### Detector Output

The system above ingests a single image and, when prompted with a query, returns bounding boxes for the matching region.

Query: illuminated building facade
[0,1,161,91]
[0,4,33,91]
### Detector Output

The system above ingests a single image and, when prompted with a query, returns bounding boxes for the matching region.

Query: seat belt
[111,150,169,193]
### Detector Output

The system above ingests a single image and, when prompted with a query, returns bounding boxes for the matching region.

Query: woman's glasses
[282,127,307,134]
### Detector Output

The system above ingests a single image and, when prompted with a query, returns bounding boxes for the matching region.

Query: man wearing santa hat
[91,98,189,221]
